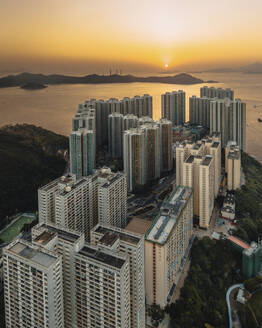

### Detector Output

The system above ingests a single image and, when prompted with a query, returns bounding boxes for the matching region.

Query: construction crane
[254,104,262,109]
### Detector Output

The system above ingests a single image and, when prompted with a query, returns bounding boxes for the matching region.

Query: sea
[0,72,261,162]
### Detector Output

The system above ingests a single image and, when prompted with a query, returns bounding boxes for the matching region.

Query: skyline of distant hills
[0,72,212,88]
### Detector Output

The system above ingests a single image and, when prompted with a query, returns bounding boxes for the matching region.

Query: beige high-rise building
[145,186,193,307]
[32,223,85,328]
[123,128,147,191]
[91,224,146,328]
[157,118,173,172]
[175,142,191,186]
[227,146,241,191]
[3,239,64,328]
[183,155,214,228]
[199,156,215,228]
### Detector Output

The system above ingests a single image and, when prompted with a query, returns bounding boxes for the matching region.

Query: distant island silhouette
[20,82,47,90]
[0,72,218,88]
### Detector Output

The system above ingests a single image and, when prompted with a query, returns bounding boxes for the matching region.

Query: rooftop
[78,245,126,269]
[125,217,152,235]
[212,142,220,148]
[228,150,240,160]
[34,231,55,245]
[146,186,192,245]
[99,232,119,247]
[8,240,58,268]
[43,224,82,243]
[185,155,194,163]
[201,156,212,166]
[94,226,140,245]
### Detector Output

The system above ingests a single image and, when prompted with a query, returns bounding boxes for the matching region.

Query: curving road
[226,283,244,328]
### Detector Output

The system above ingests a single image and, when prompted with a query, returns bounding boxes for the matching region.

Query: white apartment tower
[161,90,186,126]
[75,244,130,328]
[38,174,76,224]
[3,239,64,328]
[54,176,98,241]
[96,167,127,228]
[91,224,146,328]
[226,144,241,191]
[32,223,85,328]
[145,186,193,307]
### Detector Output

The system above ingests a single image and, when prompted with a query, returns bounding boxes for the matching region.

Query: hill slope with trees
[0,124,68,228]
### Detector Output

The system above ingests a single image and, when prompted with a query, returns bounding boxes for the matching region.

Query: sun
[165,64,169,68]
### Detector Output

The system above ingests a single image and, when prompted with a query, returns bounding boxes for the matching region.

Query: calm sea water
[0,72,261,161]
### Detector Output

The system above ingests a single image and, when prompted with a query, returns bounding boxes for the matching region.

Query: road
[226,284,243,328]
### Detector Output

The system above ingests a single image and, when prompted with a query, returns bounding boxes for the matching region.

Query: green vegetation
[249,291,262,324]
[234,152,262,242]
[244,276,262,293]
[0,124,68,227]
[0,215,35,243]
[148,304,165,327]
[167,237,241,328]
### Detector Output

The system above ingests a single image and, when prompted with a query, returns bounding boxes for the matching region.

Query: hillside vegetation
[0,124,68,227]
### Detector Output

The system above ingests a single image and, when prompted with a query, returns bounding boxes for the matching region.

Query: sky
[1,0,262,74]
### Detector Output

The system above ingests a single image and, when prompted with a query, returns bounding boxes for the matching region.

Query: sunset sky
[1,0,262,74]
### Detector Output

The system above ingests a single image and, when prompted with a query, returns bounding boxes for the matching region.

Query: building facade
[161,90,185,126]
[145,186,193,307]
[200,86,234,100]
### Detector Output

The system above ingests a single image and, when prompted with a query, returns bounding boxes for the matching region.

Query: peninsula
[0,72,216,88]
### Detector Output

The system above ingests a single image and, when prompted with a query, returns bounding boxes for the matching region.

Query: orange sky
[1,0,262,74]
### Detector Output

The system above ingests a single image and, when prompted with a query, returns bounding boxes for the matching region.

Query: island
[0,72,218,88]
[20,82,47,90]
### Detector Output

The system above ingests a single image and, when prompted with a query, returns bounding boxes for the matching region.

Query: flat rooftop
[125,217,152,235]
[78,245,126,269]
[8,241,57,268]
[34,231,55,245]
[43,224,81,243]
[94,226,140,245]
[228,151,240,160]
[99,232,118,247]
[201,156,212,166]
[185,155,194,163]
[212,142,220,148]
[146,186,192,245]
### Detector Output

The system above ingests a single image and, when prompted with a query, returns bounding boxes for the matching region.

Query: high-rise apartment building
[70,128,95,178]
[91,224,146,328]
[39,169,127,239]
[32,223,85,328]
[96,167,127,228]
[54,176,98,241]
[108,113,124,158]
[189,96,211,127]
[123,114,139,130]
[123,128,147,191]
[161,90,185,126]
[145,186,193,307]
[38,174,76,224]
[157,118,173,172]
[200,86,234,100]
[226,143,241,190]
[3,239,64,328]
[141,123,161,181]
[75,243,130,328]
[183,155,214,228]
[210,98,246,150]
